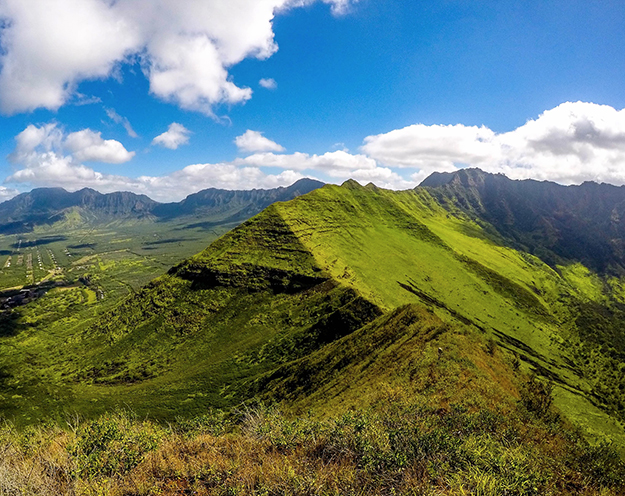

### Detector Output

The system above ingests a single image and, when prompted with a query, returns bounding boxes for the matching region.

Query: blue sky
[1,0,625,201]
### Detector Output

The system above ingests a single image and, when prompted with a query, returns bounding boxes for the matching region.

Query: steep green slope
[0,178,624,451]
[265,182,625,442]
[0,205,380,422]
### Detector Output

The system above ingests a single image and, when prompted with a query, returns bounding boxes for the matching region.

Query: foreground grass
[1,392,624,496]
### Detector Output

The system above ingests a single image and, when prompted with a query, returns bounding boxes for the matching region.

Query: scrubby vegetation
[1,393,623,496]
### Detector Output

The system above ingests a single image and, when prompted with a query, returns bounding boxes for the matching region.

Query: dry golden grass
[1,396,623,496]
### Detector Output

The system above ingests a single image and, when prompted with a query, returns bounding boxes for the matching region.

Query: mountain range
[1,168,625,465]
[0,178,324,234]
[422,169,625,273]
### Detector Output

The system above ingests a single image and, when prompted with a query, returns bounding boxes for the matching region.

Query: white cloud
[0,0,357,115]
[64,129,135,163]
[362,124,497,172]
[321,0,358,15]
[236,150,376,172]
[337,167,414,190]
[331,142,348,152]
[0,186,19,202]
[7,123,134,191]
[235,130,285,153]
[73,93,103,106]
[9,123,64,164]
[235,150,414,189]
[489,102,625,184]
[0,0,140,114]
[7,152,104,186]
[152,123,192,150]
[105,108,138,138]
[362,102,625,186]
[259,78,277,90]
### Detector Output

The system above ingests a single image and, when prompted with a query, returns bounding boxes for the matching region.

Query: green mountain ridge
[0,178,324,234]
[422,168,625,273]
[1,170,625,453]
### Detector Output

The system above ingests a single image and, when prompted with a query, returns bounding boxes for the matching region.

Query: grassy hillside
[1,178,624,456]
[2,304,624,494]
[267,182,625,443]
[0,205,381,423]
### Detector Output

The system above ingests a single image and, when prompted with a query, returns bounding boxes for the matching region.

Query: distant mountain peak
[419,168,499,188]
[289,178,324,189]
[341,178,363,189]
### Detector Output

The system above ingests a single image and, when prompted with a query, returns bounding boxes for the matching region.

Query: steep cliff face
[422,168,625,272]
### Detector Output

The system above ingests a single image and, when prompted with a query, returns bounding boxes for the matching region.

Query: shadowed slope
[422,168,625,273]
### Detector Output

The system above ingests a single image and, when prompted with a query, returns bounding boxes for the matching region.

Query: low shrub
[68,412,163,479]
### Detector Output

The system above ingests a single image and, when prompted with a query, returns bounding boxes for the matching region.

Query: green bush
[519,374,556,420]
[174,408,231,437]
[68,412,162,479]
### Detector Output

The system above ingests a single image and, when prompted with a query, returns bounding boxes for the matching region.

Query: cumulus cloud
[8,123,64,164]
[0,0,357,115]
[237,150,412,188]
[152,123,192,150]
[259,78,277,90]
[346,167,414,189]
[64,129,135,163]
[0,186,19,202]
[7,123,134,191]
[362,102,625,186]
[0,0,139,114]
[236,150,375,172]
[7,153,104,186]
[362,124,497,172]
[8,123,136,167]
[235,130,285,153]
